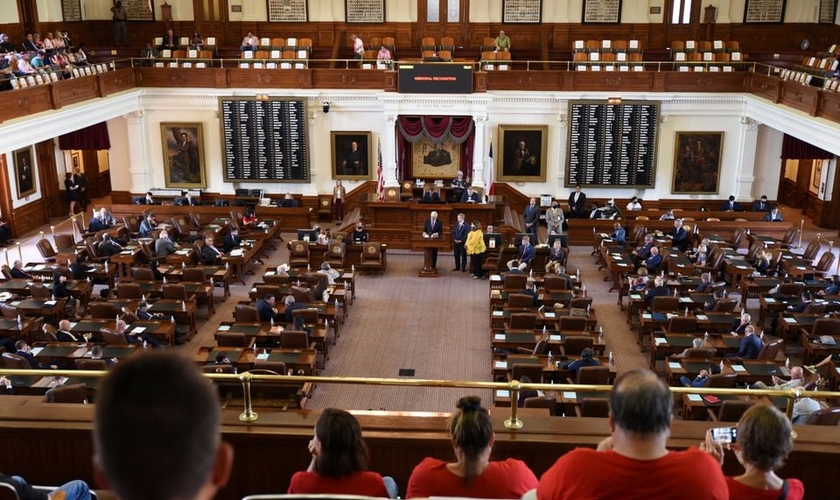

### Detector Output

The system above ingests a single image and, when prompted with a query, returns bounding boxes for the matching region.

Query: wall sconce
[322,102,330,113]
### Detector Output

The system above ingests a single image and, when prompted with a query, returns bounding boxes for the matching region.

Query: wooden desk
[801,334,840,364]
[147,299,197,337]
[107,204,313,233]
[158,265,232,299]
[193,346,317,375]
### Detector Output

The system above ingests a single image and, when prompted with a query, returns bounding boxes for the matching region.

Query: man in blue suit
[666,219,689,252]
[523,197,539,241]
[722,195,742,212]
[507,235,535,271]
[451,212,469,272]
[460,186,481,203]
[734,325,763,359]
[763,207,783,222]
[644,246,662,273]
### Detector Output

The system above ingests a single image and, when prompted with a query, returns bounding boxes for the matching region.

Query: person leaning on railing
[701,405,805,500]
[406,395,538,498]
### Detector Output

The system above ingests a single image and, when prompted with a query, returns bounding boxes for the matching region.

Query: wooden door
[37,140,63,218]
[16,0,38,38]
[193,0,229,46]
[664,0,702,45]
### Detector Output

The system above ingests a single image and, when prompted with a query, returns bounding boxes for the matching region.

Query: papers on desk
[492,311,503,317]
[695,314,708,321]
[251,288,257,293]
[679,297,692,303]
[783,317,796,323]
[10,301,20,306]
[218,325,231,331]
[654,337,667,346]
[544,312,556,318]
[257,222,268,228]
[666,313,678,319]
[493,334,505,340]
[731,364,746,372]
[176,250,191,255]
[563,391,577,399]
[256,352,269,361]
[494,361,508,369]
[630,294,642,300]
[668,362,681,369]
[489,275,501,282]
[265,271,275,276]
[30,347,43,356]
[687,394,703,402]
[642,313,652,319]
[85,268,95,273]
[496,390,510,398]
[764,297,776,303]
[69,322,77,328]
[550,334,562,341]
[796,266,807,270]
[230,249,244,256]
[599,233,610,238]
[44,300,56,306]
[736,265,748,270]
[132,327,146,333]
[120,250,133,255]
[34,264,46,271]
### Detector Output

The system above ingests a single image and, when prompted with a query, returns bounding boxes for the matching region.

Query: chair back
[75,359,108,370]
[280,330,309,349]
[54,233,76,251]
[532,339,548,356]
[684,347,716,358]
[579,398,610,417]
[711,299,737,312]
[815,252,835,273]
[183,267,207,282]
[652,296,680,311]
[782,227,799,246]
[361,243,382,264]
[132,267,156,281]
[36,238,58,260]
[100,329,128,344]
[202,364,235,374]
[49,383,88,403]
[569,297,593,310]
[217,332,249,347]
[503,273,528,291]
[0,265,11,280]
[779,283,803,296]
[508,293,534,308]
[117,282,142,299]
[289,240,310,263]
[563,335,594,356]
[756,338,784,360]
[162,284,188,300]
[1,353,30,369]
[509,313,536,330]
[805,406,840,425]
[0,304,18,319]
[811,318,840,336]
[290,286,313,304]
[90,302,116,319]
[714,400,753,421]
[576,365,610,384]
[706,372,737,388]
[292,308,319,327]
[667,316,697,333]
[234,304,260,323]
[543,275,568,292]
[558,316,587,332]
[803,240,821,261]
[523,396,556,415]
[324,242,346,266]
[30,284,52,299]
[511,363,543,384]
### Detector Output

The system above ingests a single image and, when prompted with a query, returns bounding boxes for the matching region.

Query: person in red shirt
[288,408,396,497]
[537,369,728,500]
[242,207,257,229]
[701,405,804,500]
[406,396,538,498]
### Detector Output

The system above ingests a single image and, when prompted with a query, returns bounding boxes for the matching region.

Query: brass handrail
[1,367,837,428]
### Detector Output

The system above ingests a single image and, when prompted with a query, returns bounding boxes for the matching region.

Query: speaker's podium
[412,233,448,277]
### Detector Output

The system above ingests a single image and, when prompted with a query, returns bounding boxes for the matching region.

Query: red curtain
[396,116,475,180]
[781,134,833,159]
[58,122,111,150]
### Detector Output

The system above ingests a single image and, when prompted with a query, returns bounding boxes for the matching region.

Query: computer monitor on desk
[484,233,502,250]
[548,234,568,248]
[132,196,145,205]
[297,229,318,242]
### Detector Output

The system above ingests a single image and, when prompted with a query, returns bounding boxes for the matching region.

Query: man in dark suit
[223,228,241,253]
[422,190,441,203]
[351,223,369,244]
[644,276,670,302]
[88,214,108,233]
[97,233,123,258]
[517,280,539,307]
[695,272,713,292]
[734,326,763,359]
[568,184,587,218]
[451,212,469,272]
[56,319,88,342]
[14,340,43,369]
[423,210,443,269]
[9,260,34,279]
[567,348,601,376]
[763,207,783,222]
[665,219,689,252]
[631,234,654,269]
[507,235,535,271]
[722,195,742,212]
[73,167,88,211]
[752,195,770,212]
[255,294,282,323]
[643,246,662,273]
[160,29,178,50]
[283,295,308,324]
[523,197,539,240]
[154,230,178,258]
[201,236,223,264]
[460,186,481,203]
[729,312,751,336]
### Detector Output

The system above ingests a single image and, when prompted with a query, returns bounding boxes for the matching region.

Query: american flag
[376,138,384,200]
[485,141,495,197]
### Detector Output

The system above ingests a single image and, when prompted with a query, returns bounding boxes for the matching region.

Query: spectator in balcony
[22,34,38,53]
[351,34,365,59]
[763,206,783,222]
[30,50,46,69]
[494,30,511,52]
[752,195,770,212]
[722,195,742,212]
[74,44,89,66]
[0,34,14,53]
[42,32,56,54]
[376,44,391,62]
[407,396,538,498]
[160,29,178,51]
[140,43,159,62]
[241,32,259,53]
[111,1,128,46]
[189,32,204,51]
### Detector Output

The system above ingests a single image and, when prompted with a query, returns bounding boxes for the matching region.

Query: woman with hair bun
[406,396,538,498]
[288,408,398,497]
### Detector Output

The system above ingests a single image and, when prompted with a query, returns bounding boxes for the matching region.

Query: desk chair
[100,329,128,344]
[1,353,30,369]
[359,243,384,275]
[756,338,784,361]
[503,273,528,291]
[509,313,536,330]
[517,338,549,356]
[36,238,58,262]
[558,316,587,332]
[117,282,142,299]
[202,364,234,374]
[280,330,315,350]
[47,383,88,403]
[292,308,319,328]
[652,296,680,312]
[524,396,556,416]
[569,366,610,386]
[510,363,543,384]
[802,240,822,262]
[217,332,250,348]
[708,400,752,422]
[805,406,840,425]
[508,293,535,308]
[30,284,52,299]
[234,304,260,323]
[54,233,76,252]
[324,242,346,268]
[575,398,610,417]
[560,336,594,356]
[705,372,737,388]
[76,359,108,370]
[543,275,568,292]
[663,316,697,334]
[680,347,717,358]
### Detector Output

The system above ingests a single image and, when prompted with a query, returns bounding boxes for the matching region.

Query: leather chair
[234,304,260,323]
[778,226,799,249]
[663,316,697,334]
[543,275,568,292]
[291,308,319,328]
[651,296,680,311]
[183,267,208,283]
[558,316,587,332]
[30,284,52,299]
[288,240,310,269]
[217,332,250,347]
[708,400,753,422]
[162,284,192,301]
[1,353,30,369]
[681,347,717,358]
[569,365,610,385]
[560,335,594,356]
[813,252,835,277]
[711,299,738,313]
[523,396,556,416]
[36,238,58,262]
[202,364,235,374]
[290,286,313,304]
[280,330,314,349]
[34,324,58,342]
[705,372,737,388]
[725,228,747,249]
[117,282,142,299]
[802,240,822,261]
[100,329,128,344]
[805,406,840,426]
[807,318,840,337]
[89,302,116,319]
[317,196,332,222]
[48,383,88,403]
[503,273,528,291]
[324,242,346,268]
[131,266,157,281]
[0,304,18,319]
[517,338,549,356]
[0,265,11,280]
[509,313,536,330]
[575,398,610,417]
[75,359,108,370]
[779,283,804,296]
[510,363,543,383]
[123,215,141,238]
[359,243,384,275]
[569,297,593,310]
[756,338,784,361]
[508,293,534,308]
[54,233,76,252]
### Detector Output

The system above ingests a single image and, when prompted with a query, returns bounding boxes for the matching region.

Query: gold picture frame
[672,132,724,194]
[411,137,461,178]
[497,125,548,182]
[331,131,372,180]
[161,123,207,188]
[13,146,36,199]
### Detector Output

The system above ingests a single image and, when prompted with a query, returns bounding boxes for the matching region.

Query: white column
[124,111,152,192]
[471,114,488,189]
[383,113,399,187]
[735,116,760,201]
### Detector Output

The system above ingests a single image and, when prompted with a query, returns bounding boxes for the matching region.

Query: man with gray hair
[537,369,727,500]
[93,352,233,500]
[423,210,443,269]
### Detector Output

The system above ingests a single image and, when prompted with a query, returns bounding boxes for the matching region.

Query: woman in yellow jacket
[465,221,486,279]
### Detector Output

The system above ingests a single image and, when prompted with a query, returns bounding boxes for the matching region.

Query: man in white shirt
[240,32,259,52]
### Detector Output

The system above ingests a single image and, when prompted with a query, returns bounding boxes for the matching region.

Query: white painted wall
[36,0,64,22]
[0,3,20,23]
[753,125,783,199]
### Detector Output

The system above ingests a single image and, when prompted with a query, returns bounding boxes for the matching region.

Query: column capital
[740,116,759,130]
[385,114,398,124]
[472,114,489,124]
[123,110,144,123]
[558,113,568,128]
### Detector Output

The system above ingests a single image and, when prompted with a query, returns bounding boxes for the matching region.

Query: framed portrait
[13,146,36,199]
[671,132,724,194]
[331,131,372,180]
[160,123,207,188]
[411,137,461,178]
[497,125,548,182]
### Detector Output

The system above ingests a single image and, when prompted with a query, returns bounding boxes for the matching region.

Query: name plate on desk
[687,394,703,402]
[493,334,505,340]
[549,334,562,341]
[668,362,681,369]
[496,389,510,398]
[494,361,508,369]
[731,364,746,372]
[654,337,666,345]
[563,391,577,399]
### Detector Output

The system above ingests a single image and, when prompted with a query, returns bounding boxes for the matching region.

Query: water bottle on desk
[785,357,790,369]
[598,326,604,344]
[719,360,724,372]
[704,331,709,342]
[608,351,614,366]
[547,351,553,364]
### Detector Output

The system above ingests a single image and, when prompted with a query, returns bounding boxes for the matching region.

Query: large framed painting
[583,0,622,23]
[672,132,724,194]
[123,0,155,21]
[160,123,207,188]
[497,125,548,182]
[332,131,372,180]
[346,0,385,23]
[744,0,786,23]
[13,146,36,199]
[502,0,542,23]
[412,137,462,178]
[267,0,308,22]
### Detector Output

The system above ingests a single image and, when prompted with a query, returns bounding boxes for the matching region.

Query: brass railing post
[238,371,258,422]
[504,380,523,430]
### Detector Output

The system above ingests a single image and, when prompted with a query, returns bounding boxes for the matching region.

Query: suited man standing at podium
[423,211,443,269]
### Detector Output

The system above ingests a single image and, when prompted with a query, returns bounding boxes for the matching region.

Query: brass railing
[1,368,837,429]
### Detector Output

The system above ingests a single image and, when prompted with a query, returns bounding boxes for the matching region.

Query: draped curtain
[396,116,475,180]
[781,134,833,160]
[58,122,111,150]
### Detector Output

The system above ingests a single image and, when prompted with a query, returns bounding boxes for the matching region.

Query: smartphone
[711,426,738,445]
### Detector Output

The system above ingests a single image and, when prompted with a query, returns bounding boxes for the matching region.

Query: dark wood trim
[36,139,62,218]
